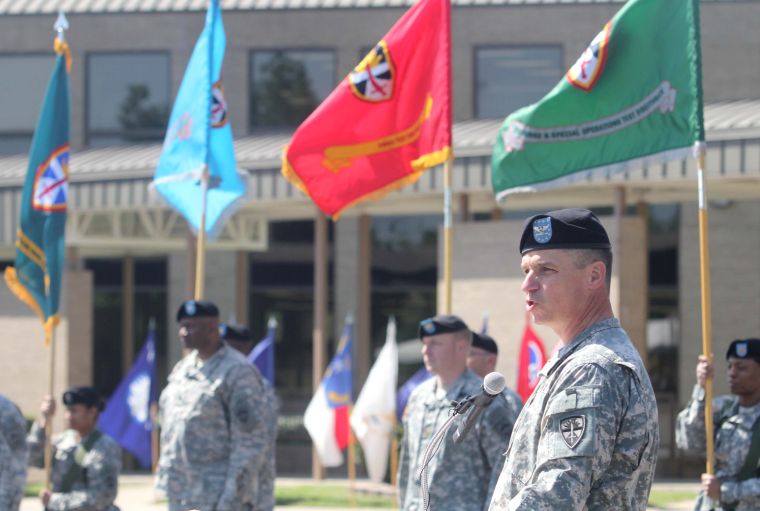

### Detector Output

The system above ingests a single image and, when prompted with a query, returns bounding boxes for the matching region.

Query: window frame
[248,47,337,133]
[0,52,57,155]
[472,43,564,120]
[85,50,172,146]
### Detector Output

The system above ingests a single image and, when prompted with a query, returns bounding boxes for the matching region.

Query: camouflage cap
[63,386,104,411]
[418,314,469,340]
[726,338,760,363]
[520,208,611,255]
[176,300,219,322]
[220,323,253,342]
[471,332,498,354]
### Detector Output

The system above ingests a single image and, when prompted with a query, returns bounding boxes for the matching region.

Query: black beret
[176,300,219,322]
[221,323,252,342]
[63,386,104,411]
[471,332,498,354]
[520,208,611,255]
[418,315,469,339]
[726,338,760,363]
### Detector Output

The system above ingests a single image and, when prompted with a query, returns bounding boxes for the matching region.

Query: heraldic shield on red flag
[282,0,451,218]
[517,321,548,403]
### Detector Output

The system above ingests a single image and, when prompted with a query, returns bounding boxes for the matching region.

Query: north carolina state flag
[282,0,451,218]
[517,321,547,402]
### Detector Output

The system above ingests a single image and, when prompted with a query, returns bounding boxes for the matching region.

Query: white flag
[350,317,399,482]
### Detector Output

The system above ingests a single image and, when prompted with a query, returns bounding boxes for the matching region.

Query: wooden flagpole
[194,165,209,300]
[695,142,715,476]
[44,10,69,490]
[44,328,57,489]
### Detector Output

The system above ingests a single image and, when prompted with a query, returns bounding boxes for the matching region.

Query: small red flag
[517,321,547,402]
[282,0,452,218]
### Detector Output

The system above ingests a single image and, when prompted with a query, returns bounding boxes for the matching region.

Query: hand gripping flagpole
[44,10,70,491]
[695,141,715,480]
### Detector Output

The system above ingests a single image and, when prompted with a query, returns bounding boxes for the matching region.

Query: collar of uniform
[423,370,475,407]
[545,317,621,378]
[187,344,227,376]
[731,399,760,429]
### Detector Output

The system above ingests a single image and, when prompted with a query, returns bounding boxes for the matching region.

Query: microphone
[452,372,505,444]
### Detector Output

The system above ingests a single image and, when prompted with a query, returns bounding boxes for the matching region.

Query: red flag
[517,321,547,402]
[282,0,452,218]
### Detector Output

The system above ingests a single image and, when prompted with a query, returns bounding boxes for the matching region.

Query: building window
[474,46,562,119]
[87,52,170,146]
[0,54,55,155]
[250,49,336,132]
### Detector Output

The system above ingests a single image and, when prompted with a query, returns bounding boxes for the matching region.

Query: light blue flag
[98,328,157,469]
[152,0,246,237]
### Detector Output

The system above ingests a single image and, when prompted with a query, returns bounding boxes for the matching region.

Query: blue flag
[99,329,157,469]
[324,322,353,409]
[4,37,71,344]
[248,319,276,385]
[396,365,432,420]
[152,0,245,237]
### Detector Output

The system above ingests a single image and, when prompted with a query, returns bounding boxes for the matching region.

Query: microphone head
[483,371,506,396]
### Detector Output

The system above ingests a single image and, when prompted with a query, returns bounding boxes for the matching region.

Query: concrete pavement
[20,475,699,510]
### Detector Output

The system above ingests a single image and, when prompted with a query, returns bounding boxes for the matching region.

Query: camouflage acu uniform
[500,388,523,429]
[253,376,278,511]
[676,385,760,510]
[0,395,27,511]
[27,422,121,510]
[156,345,268,511]
[489,318,659,511]
[397,369,514,511]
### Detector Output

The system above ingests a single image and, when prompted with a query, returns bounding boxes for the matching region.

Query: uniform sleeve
[216,364,269,511]
[397,395,415,509]
[479,398,516,510]
[675,385,733,456]
[721,477,760,509]
[506,363,638,510]
[26,421,47,468]
[46,438,121,511]
[0,405,28,509]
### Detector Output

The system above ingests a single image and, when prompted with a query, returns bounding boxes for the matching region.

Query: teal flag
[4,39,71,343]
[152,0,246,237]
[491,0,704,199]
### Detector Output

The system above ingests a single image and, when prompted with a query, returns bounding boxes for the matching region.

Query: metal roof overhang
[1,100,759,255]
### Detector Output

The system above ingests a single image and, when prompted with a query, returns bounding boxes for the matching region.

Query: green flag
[4,38,71,344]
[491,0,704,200]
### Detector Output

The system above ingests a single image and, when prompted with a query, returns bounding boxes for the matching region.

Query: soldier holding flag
[28,387,121,511]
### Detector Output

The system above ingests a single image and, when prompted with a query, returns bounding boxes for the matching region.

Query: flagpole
[695,142,715,476]
[45,328,57,489]
[44,11,69,490]
[442,156,453,314]
[194,165,209,300]
[347,408,357,509]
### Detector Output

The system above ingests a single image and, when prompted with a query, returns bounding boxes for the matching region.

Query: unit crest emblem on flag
[566,20,612,91]
[560,415,585,448]
[32,144,69,213]
[349,41,395,102]
[533,217,552,244]
[211,80,228,128]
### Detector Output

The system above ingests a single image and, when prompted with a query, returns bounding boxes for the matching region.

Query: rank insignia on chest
[560,415,585,448]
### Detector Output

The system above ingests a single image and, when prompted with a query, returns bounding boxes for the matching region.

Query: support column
[122,255,135,374]
[312,210,328,480]
[236,251,250,327]
[334,215,371,394]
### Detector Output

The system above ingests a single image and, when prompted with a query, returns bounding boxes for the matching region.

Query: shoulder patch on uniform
[560,415,585,448]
